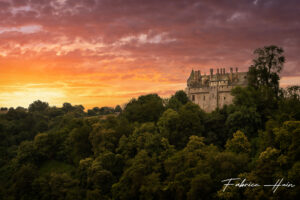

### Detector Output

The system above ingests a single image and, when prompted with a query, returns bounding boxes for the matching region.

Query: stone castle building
[186,68,248,112]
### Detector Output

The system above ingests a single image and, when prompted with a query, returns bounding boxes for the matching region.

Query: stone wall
[186,68,247,112]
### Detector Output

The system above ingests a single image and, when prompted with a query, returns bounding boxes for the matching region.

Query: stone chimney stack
[217,68,219,75]
[230,67,233,81]
[210,68,213,77]
[223,68,226,74]
[236,67,238,73]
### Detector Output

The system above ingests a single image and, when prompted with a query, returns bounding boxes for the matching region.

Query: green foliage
[226,106,262,138]
[123,94,165,123]
[158,109,180,147]
[39,160,75,176]
[29,100,49,113]
[174,90,189,105]
[248,45,285,95]
[115,105,122,113]
[165,90,189,111]
[225,130,251,154]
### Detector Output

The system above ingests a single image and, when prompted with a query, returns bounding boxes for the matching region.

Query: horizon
[1,0,300,109]
[0,72,298,110]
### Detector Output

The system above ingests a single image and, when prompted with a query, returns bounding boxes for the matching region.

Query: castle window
[192,95,195,101]
[203,95,205,101]
[224,97,226,100]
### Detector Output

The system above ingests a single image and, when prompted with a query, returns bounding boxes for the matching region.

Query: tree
[115,105,122,113]
[166,90,189,111]
[67,123,93,164]
[112,150,160,200]
[248,45,285,95]
[28,100,49,112]
[12,164,38,200]
[166,97,182,111]
[225,130,251,154]
[158,109,180,147]
[174,90,189,105]
[225,106,262,138]
[99,107,114,115]
[176,102,205,148]
[277,86,300,122]
[123,94,164,123]
[62,103,74,112]
[87,109,97,116]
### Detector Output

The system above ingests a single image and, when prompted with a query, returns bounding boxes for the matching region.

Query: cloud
[0,0,299,108]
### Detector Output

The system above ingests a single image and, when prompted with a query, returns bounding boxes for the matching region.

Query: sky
[0,0,299,109]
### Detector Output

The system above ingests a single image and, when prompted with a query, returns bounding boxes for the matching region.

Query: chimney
[230,68,233,81]
[223,68,226,74]
[210,68,213,76]
[236,67,238,73]
[217,68,219,74]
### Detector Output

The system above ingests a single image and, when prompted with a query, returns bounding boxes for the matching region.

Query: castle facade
[186,68,248,112]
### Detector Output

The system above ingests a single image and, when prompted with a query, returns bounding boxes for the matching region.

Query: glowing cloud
[0,0,299,109]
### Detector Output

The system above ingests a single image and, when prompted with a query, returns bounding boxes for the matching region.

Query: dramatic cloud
[0,0,299,108]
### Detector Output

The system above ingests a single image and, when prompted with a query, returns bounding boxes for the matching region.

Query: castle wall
[187,86,237,112]
[186,68,247,112]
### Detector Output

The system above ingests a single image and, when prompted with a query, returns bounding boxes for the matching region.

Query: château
[186,68,248,112]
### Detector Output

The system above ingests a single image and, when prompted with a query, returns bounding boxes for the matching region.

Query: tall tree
[248,45,285,95]
[28,100,49,112]
[123,94,164,123]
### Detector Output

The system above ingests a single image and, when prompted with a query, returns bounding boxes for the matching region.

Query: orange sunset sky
[0,0,299,109]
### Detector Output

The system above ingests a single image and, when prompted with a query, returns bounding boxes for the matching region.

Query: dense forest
[0,46,299,200]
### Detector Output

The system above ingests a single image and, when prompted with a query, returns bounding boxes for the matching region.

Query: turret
[187,69,195,86]
[194,70,198,81]
[197,70,201,82]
